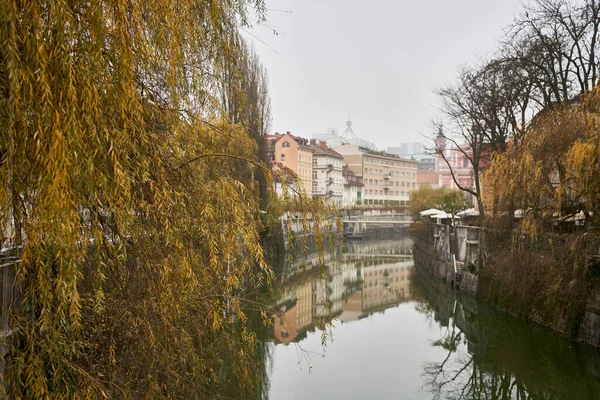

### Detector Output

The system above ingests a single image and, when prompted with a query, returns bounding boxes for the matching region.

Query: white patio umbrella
[429,212,460,219]
[457,208,479,217]
[420,208,443,216]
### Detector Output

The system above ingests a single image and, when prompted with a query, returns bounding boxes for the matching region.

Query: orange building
[273,133,314,196]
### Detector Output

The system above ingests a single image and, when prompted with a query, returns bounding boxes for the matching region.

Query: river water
[252,232,600,400]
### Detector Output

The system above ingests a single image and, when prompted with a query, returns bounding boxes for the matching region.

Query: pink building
[437,147,474,194]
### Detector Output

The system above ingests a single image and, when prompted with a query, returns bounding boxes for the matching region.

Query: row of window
[364,156,416,168]
[365,189,410,196]
[366,179,416,188]
[313,158,342,167]
[365,168,416,178]
[365,276,405,287]
[366,266,408,276]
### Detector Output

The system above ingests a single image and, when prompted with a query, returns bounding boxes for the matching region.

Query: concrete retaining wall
[414,235,478,296]
[414,222,600,348]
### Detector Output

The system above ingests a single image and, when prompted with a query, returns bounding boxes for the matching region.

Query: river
[242,231,600,399]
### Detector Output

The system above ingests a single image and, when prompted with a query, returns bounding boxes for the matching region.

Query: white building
[387,142,424,157]
[271,163,298,199]
[308,140,344,205]
[342,166,363,207]
[312,122,376,151]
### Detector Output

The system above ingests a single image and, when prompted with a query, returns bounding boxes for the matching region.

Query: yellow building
[334,144,418,205]
[274,133,314,196]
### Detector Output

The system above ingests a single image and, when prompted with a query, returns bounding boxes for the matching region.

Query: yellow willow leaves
[486,85,600,234]
[0,0,321,398]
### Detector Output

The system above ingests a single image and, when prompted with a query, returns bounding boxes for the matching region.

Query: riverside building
[334,144,418,205]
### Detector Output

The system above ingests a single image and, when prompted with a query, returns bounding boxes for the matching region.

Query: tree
[409,185,466,219]
[434,67,488,217]
[501,0,600,106]
[485,85,600,231]
[219,41,273,202]
[0,1,328,398]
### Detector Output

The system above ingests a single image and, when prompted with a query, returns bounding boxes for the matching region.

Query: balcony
[326,163,334,170]
[327,177,334,185]
[326,190,334,196]
[382,181,393,188]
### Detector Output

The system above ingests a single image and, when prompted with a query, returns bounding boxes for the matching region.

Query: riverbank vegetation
[0,1,332,398]
[427,0,600,343]
[433,0,600,228]
[408,186,466,220]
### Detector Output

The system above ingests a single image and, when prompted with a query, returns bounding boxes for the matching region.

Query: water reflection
[413,266,600,400]
[259,234,600,400]
[270,234,414,345]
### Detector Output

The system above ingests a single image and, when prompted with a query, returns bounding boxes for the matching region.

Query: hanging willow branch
[0,1,338,399]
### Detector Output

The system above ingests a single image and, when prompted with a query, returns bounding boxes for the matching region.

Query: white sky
[247,0,525,149]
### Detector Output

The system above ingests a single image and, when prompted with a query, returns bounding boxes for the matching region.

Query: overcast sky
[247,0,525,149]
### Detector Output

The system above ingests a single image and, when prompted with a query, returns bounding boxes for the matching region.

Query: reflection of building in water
[297,282,313,332]
[339,259,413,322]
[273,304,298,345]
[361,260,412,312]
[273,281,313,345]
[344,238,413,257]
[272,236,415,344]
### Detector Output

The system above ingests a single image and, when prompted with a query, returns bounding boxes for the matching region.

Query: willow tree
[485,85,600,232]
[0,1,327,398]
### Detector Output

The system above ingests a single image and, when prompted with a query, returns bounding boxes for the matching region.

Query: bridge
[343,215,412,234]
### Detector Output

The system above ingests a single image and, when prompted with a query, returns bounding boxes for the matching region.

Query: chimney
[310,138,317,145]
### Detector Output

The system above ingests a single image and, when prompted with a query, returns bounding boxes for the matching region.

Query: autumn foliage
[485,85,600,233]
[0,1,325,398]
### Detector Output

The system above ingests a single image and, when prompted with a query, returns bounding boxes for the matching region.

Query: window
[282,141,290,148]
[463,156,469,168]
[280,154,285,161]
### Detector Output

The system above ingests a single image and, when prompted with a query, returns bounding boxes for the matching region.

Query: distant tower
[340,120,359,141]
[434,125,446,153]
[434,125,446,172]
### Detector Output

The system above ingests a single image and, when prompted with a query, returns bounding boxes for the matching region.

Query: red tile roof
[307,140,343,158]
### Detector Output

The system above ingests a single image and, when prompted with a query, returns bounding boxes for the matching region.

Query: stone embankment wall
[413,222,600,348]
[413,226,479,296]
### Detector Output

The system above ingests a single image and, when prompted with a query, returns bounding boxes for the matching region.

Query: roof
[274,132,313,151]
[271,162,298,183]
[334,143,417,163]
[342,166,364,186]
[308,141,343,158]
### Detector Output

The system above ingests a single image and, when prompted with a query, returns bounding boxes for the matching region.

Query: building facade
[437,147,474,196]
[274,133,314,196]
[271,163,298,198]
[308,140,344,204]
[334,144,418,205]
[342,166,363,207]
[387,142,424,157]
